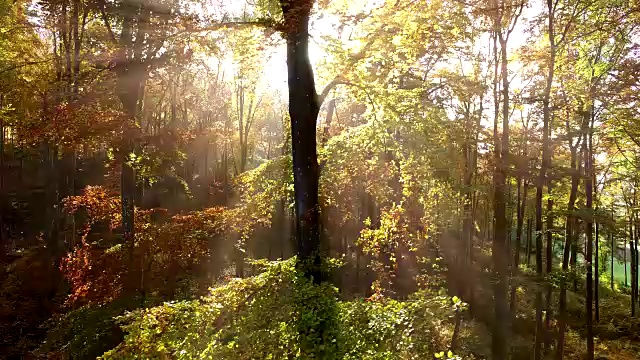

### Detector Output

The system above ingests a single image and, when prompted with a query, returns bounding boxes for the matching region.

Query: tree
[487,1,523,357]
[278,0,323,282]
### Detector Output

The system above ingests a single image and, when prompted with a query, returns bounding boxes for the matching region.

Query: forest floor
[2,239,640,359]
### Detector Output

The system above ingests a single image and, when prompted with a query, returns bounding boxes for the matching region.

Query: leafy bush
[38,297,138,360]
[102,258,457,359]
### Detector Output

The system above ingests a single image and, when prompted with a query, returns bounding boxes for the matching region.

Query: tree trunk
[223,110,230,202]
[595,221,599,322]
[631,219,636,316]
[625,236,628,287]
[115,1,150,298]
[462,102,477,308]
[584,109,594,360]
[234,82,246,276]
[611,229,615,291]
[556,142,581,358]
[510,125,528,312]
[527,217,533,267]
[280,0,322,284]
[491,29,510,359]
[0,95,4,262]
[510,176,523,312]
[544,178,554,352]
[536,0,555,355]
[633,214,640,310]
[235,244,244,278]
[634,191,639,309]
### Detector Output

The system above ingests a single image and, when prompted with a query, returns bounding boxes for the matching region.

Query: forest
[1,0,640,358]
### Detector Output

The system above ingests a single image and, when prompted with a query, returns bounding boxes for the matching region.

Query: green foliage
[234,155,293,224]
[357,204,416,295]
[38,297,140,360]
[102,258,456,359]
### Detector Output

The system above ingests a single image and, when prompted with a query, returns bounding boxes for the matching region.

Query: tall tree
[489,0,523,357]
[535,0,555,356]
[279,0,322,280]
[583,103,595,360]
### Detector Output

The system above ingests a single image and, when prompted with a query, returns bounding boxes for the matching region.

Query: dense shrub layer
[102,258,459,360]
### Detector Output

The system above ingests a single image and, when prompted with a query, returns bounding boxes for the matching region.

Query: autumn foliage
[60,186,226,307]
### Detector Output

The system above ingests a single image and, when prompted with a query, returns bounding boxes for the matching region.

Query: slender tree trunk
[633,215,640,304]
[595,221,599,322]
[61,0,71,96]
[234,80,246,277]
[571,226,578,291]
[510,176,523,312]
[527,217,533,267]
[510,124,528,311]
[223,111,230,202]
[625,236,628,287]
[557,140,581,358]
[47,33,63,258]
[631,219,636,316]
[0,95,4,262]
[491,28,510,359]
[544,181,554,352]
[68,0,85,247]
[116,2,135,250]
[462,102,477,308]
[536,0,555,355]
[115,1,150,298]
[584,109,594,360]
[611,229,615,291]
[631,190,640,305]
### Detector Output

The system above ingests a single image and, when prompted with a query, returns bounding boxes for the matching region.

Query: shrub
[38,297,138,360]
[102,258,457,360]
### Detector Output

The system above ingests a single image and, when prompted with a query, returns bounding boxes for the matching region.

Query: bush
[38,297,138,360]
[102,258,457,359]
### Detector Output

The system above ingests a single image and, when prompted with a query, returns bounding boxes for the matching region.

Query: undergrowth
[101,258,463,360]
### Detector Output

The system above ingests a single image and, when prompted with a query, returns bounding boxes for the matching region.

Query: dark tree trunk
[46,35,63,258]
[235,244,244,278]
[281,0,323,283]
[629,191,640,306]
[114,0,151,298]
[462,101,478,309]
[0,95,4,262]
[595,220,599,322]
[223,110,230,202]
[527,217,533,267]
[116,1,135,246]
[491,30,510,360]
[536,0,555,356]
[631,220,636,316]
[633,212,640,303]
[624,235,628,287]
[584,108,594,360]
[611,228,615,291]
[557,142,581,360]
[510,124,528,312]
[544,167,554,353]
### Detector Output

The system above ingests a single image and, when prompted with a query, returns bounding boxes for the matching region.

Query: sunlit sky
[205,0,541,108]
[205,0,378,97]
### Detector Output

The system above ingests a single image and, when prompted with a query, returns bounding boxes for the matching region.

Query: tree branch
[318,78,346,105]
[100,5,117,45]
[0,59,54,75]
